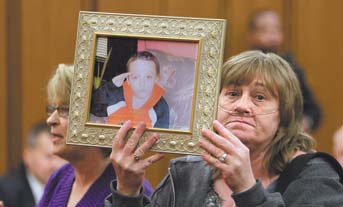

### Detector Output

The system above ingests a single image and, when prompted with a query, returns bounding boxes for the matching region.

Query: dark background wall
[1,0,342,187]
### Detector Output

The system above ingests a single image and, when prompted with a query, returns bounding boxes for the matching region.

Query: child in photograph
[91,51,169,128]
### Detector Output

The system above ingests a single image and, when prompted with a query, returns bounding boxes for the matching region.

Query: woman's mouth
[227,120,255,127]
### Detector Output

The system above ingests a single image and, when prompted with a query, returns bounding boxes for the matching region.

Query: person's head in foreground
[107,50,343,207]
[126,51,161,100]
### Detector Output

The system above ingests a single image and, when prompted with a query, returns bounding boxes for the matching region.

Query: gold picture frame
[67,11,226,155]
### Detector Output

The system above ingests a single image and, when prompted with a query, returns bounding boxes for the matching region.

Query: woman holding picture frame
[38,64,154,207]
[105,51,343,207]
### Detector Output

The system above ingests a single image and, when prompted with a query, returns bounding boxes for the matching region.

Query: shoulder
[153,97,169,117]
[0,170,24,198]
[275,152,343,206]
[95,81,123,95]
[0,163,28,189]
[52,163,74,177]
[45,163,73,188]
[298,152,343,179]
[279,151,343,186]
[155,96,169,108]
[0,168,23,186]
[39,163,74,206]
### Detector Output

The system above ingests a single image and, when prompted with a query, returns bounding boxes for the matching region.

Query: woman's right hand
[110,120,164,196]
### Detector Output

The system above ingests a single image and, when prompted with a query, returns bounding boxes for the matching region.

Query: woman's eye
[227,91,238,97]
[255,94,265,101]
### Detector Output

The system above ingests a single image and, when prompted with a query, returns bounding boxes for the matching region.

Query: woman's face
[217,78,280,153]
[46,102,78,160]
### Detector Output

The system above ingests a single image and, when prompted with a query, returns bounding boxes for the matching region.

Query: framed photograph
[67,11,226,155]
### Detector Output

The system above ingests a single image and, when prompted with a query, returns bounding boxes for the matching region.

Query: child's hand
[160,65,176,88]
[112,72,129,87]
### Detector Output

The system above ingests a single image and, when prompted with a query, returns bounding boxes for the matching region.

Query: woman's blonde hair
[47,64,74,106]
[221,50,315,175]
[47,64,112,157]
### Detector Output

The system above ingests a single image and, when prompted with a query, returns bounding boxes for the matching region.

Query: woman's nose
[233,94,253,114]
[46,110,59,126]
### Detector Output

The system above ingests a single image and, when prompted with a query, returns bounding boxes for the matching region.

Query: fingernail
[138,122,146,128]
[152,133,159,140]
[124,120,131,126]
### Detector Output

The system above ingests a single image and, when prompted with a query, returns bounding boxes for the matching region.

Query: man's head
[126,51,160,99]
[23,122,66,184]
[333,125,343,167]
[248,10,283,53]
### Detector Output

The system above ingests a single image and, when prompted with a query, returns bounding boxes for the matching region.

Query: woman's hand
[199,120,256,193]
[110,121,164,196]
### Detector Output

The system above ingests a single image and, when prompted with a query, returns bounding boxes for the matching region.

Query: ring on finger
[218,153,228,163]
[133,154,141,161]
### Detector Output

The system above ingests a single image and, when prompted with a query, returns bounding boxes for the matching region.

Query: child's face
[128,59,158,99]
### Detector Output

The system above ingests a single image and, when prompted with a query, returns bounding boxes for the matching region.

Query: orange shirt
[107,81,165,127]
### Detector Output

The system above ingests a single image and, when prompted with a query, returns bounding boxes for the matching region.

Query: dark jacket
[106,154,343,207]
[0,163,35,207]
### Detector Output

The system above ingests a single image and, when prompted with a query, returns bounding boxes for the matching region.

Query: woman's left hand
[199,120,256,193]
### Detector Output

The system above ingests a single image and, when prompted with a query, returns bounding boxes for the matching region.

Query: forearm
[232,177,343,207]
[232,181,285,207]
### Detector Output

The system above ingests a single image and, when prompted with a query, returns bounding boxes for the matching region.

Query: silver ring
[134,154,141,161]
[218,153,228,163]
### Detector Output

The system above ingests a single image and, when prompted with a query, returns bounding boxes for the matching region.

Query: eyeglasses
[46,105,69,118]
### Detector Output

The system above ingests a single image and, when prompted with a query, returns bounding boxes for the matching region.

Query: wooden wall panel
[6,0,23,171]
[20,0,93,149]
[97,0,162,15]
[0,0,7,174]
[291,0,343,153]
[161,0,223,18]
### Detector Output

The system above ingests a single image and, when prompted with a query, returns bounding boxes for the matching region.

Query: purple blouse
[38,163,153,207]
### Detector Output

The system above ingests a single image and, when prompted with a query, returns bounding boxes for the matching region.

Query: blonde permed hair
[47,64,74,106]
[221,50,315,175]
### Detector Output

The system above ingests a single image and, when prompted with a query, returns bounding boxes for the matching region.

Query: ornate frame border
[67,11,226,155]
